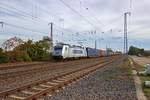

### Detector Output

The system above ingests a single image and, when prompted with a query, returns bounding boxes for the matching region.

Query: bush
[128,46,144,55]
[0,48,9,63]
[14,39,52,61]
[40,52,51,61]
[0,53,9,63]
[0,48,3,53]
[22,52,32,61]
[7,50,32,62]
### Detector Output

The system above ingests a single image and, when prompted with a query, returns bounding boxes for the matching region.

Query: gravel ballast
[0,58,104,92]
[45,58,137,100]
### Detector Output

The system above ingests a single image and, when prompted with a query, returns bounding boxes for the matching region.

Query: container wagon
[99,49,106,57]
[86,48,100,58]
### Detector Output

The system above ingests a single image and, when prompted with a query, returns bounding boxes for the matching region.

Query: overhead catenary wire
[20,0,68,23]
[78,0,124,33]
[1,21,48,35]
[0,1,123,36]
[0,8,78,40]
[0,0,131,50]
[0,1,56,24]
[0,3,76,35]
[0,2,35,18]
[78,0,105,26]
[55,0,121,34]
[59,0,100,30]
[0,6,49,29]
[0,2,63,28]
[18,0,76,30]
[0,4,49,24]
[77,1,124,48]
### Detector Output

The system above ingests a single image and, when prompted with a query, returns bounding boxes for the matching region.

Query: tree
[0,48,3,53]
[128,46,144,55]
[14,37,51,61]
[34,37,51,60]
[0,36,52,63]
[2,37,23,51]
[0,48,9,63]
[38,36,51,52]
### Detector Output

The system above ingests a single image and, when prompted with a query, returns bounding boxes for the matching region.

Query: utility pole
[124,12,130,54]
[95,40,97,49]
[109,29,112,50]
[48,22,53,53]
[0,22,4,28]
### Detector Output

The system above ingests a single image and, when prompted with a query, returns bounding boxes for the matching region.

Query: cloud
[0,0,149,51]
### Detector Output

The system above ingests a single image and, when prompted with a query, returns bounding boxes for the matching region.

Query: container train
[52,43,106,59]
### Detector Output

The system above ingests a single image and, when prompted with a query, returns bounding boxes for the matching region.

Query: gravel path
[44,58,137,100]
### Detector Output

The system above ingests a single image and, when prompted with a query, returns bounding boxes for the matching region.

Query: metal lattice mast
[124,12,130,54]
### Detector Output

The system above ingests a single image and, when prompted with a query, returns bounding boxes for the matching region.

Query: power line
[0,6,49,28]
[78,0,104,26]
[1,21,48,35]
[19,0,74,26]
[86,8,105,26]
[0,2,63,28]
[0,3,75,35]
[0,2,34,18]
[78,0,124,33]
[0,1,129,49]
[0,4,49,24]
[59,0,99,30]
[1,1,122,37]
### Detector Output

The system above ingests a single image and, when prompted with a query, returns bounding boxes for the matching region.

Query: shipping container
[86,48,100,57]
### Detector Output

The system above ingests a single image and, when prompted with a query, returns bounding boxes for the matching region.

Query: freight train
[52,43,106,59]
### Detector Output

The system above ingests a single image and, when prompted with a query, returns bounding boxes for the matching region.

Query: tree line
[0,37,52,63]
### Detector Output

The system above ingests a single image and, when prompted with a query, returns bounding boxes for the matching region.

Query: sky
[0,0,149,51]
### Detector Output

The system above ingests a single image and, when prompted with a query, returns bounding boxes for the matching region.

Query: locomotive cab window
[54,47,62,50]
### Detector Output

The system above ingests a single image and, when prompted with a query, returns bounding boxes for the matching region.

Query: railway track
[0,59,103,81]
[0,56,121,100]
[0,57,103,71]
[0,58,101,76]
[0,57,109,92]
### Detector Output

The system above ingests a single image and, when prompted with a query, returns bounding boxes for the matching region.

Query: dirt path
[131,56,150,66]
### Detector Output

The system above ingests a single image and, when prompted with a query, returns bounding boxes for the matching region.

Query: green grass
[144,88,150,99]
[125,58,134,76]
[140,74,150,100]
[132,60,150,100]
[129,57,150,99]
